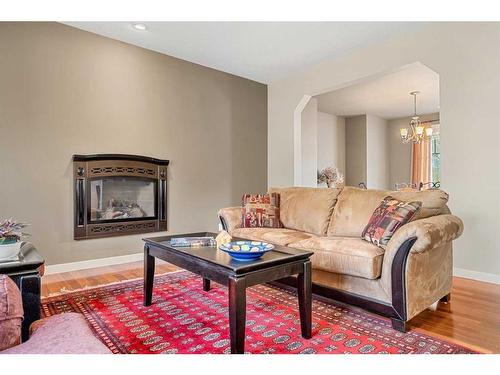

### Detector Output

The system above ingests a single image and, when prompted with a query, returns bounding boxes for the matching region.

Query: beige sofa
[218,186,464,331]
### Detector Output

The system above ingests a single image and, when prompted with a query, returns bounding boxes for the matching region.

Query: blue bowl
[219,241,275,261]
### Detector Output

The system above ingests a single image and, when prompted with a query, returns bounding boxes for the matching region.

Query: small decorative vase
[0,239,21,260]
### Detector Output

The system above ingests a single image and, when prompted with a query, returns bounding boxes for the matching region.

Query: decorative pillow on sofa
[241,193,283,228]
[361,196,422,247]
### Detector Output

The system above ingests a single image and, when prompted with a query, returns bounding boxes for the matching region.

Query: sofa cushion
[0,275,23,352]
[327,187,388,237]
[327,187,450,237]
[289,236,385,279]
[1,313,111,354]
[390,189,449,221]
[268,187,341,236]
[231,227,315,246]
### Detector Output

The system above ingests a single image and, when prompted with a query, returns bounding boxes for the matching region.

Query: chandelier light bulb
[400,128,408,137]
[425,127,433,137]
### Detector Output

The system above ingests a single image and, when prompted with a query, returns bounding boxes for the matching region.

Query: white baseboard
[453,267,500,285]
[45,252,143,275]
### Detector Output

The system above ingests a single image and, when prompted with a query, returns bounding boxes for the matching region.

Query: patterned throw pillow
[361,196,422,247]
[241,193,283,228]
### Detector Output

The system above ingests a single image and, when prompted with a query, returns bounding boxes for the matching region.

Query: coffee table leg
[144,245,155,306]
[297,260,312,339]
[228,276,246,354]
[203,278,211,291]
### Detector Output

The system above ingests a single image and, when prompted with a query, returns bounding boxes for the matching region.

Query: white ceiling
[315,62,440,119]
[62,22,427,84]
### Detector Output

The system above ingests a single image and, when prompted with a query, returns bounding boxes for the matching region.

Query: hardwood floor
[41,261,500,353]
[41,260,178,296]
[409,277,500,353]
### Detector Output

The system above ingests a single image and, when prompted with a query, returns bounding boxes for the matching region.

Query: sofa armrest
[29,317,51,336]
[1,313,112,354]
[385,214,464,255]
[218,207,242,233]
[380,214,464,321]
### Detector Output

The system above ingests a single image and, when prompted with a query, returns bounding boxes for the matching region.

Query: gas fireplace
[73,154,169,240]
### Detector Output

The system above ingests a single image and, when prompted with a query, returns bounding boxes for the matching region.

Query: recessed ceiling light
[132,23,147,31]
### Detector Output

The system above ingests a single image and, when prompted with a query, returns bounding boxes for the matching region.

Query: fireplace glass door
[88,177,157,223]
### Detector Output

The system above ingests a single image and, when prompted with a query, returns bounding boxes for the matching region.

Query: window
[430,124,440,184]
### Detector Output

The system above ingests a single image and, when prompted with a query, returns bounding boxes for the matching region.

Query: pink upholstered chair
[0,274,111,354]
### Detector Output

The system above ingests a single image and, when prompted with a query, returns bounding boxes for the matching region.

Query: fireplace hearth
[73,154,169,240]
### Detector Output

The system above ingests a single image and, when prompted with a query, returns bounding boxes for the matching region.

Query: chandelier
[400,91,433,144]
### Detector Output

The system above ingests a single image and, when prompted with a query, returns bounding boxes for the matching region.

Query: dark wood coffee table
[143,232,313,354]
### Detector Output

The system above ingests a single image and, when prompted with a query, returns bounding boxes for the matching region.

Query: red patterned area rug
[42,271,477,354]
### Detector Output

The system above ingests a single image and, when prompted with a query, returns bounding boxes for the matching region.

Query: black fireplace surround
[73,154,169,240]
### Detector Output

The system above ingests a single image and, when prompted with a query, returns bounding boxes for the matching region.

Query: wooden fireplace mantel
[72,154,170,166]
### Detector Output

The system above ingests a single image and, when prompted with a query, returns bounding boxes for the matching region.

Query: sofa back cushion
[327,187,449,237]
[268,187,341,236]
[390,189,449,221]
[327,187,388,237]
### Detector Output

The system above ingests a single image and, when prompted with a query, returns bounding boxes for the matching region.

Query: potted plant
[0,219,29,260]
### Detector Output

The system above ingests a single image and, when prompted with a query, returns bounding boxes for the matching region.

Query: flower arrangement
[0,219,30,245]
[317,166,345,188]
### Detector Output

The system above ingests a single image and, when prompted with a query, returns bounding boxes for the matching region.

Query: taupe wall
[317,112,345,175]
[366,114,389,190]
[0,22,268,265]
[344,115,367,187]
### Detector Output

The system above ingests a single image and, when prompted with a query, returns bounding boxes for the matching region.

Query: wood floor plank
[41,262,500,353]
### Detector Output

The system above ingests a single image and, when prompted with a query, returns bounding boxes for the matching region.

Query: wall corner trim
[453,267,500,285]
[45,252,143,275]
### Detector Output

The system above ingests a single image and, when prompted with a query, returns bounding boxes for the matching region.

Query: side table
[0,242,45,342]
